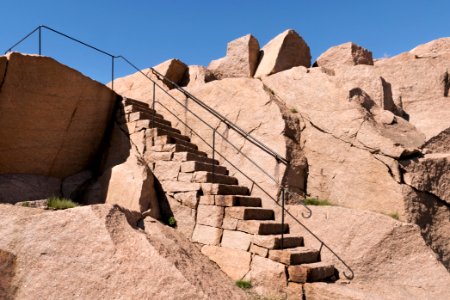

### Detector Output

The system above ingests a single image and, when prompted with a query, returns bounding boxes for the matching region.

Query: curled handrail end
[301,203,313,218]
[343,270,354,280]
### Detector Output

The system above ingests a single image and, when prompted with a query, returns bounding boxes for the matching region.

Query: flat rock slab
[201,245,251,281]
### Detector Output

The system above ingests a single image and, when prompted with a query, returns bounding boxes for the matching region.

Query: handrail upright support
[111,56,115,91]
[152,82,156,129]
[38,26,42,55]
[281,187,285,250]
[212,129,216,183]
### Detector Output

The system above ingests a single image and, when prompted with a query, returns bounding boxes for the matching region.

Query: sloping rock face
[316,42,373,69]
[0,53,116,178]
[208,34,260,79]
[255,29,311,77]
[288,205,450,299]
[0,204,248,299]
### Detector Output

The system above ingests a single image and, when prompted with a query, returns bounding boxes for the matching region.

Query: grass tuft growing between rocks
[21,201,30,207]
[303,198,332,206]
[290,108,298,113]
[235,279,252,289]
[388,212,400,220]
[47,197,79,210]
[168,216,177,227]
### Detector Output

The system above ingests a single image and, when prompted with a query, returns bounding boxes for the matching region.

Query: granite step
[172,152,219,165]
[252,234,304,250]
[288,262,335,283]
[237,220,289,235]
[199,195,262,207]
[192,171,238,185]
[201,183,249,195]
[154,135,199,150]
[225,207,274,220]
[148,127,191,142]
[181,161,228,175]
[269,247,320,265]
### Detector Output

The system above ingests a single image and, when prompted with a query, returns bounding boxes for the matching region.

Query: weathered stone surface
[166,196,196,239]
[201,245,251,281]
[180,65,216,88]
[0,204,248,299]
[401,154,450,204]
[0,174,61,204]
[0,53,115,178]
[153,161,181,181]
[0,248,16,299]
[153,59,188,88]
[262,66,425,216]
[208,34,260,79]
[249,244,268,257]
[173,191,199,209]
[254,29,311,77]
[304,283,373,300]
[244,255,287,296]
[422,127,450,153]
[104,152,160,218]
[220,230,252,251]
[192,224,223,245]
[316,42,373,69]
[287,205,450,299]
[409,37,450,57]
[222,217,238,230]
[287,265,307,283]
[374,45,450,139]
[160,180,201,192]
[196,204,224,227]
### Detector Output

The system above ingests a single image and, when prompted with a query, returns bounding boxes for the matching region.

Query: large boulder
[180,65,216,88]
[316,42,373,69]
[103,151,160,217]
[0,53,116,178]
[254,29,311,77]
[0,174,61,204]
[401,154,450,204]
[208,34,260,78]
[287,205,450,299]
[153,59,188,88]
[0,204,248,299]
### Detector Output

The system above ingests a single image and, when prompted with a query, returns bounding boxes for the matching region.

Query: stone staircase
[118,97,336,284]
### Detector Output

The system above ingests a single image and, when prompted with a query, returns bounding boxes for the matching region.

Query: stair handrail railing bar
[4,25,354,280]
[152,99,353,279]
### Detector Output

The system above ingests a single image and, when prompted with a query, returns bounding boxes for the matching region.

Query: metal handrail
[4,25,354,280]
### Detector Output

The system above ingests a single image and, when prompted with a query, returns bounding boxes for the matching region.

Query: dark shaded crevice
[260,82,307,202]
[442,70,449,97]
[404,185,450,271]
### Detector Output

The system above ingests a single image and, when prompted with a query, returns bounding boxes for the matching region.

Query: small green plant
[47,196,79,210]
[168,216,177,227]
[235,279,252,289]
[290,108,298,113]
[21,201,30,207]
[388,212,400,220]
[303,198,332,206]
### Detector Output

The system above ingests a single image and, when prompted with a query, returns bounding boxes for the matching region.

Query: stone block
[201,245,251,281]
[197,205,224,227]
[221,230,252,251]
[192,224,223,245]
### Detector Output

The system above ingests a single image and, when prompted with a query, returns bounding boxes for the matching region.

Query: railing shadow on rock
[4,25,354,280]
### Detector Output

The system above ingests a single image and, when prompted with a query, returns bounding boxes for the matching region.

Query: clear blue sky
[1,1,449,83]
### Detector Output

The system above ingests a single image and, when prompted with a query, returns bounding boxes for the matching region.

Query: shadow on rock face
[0,249,17,300]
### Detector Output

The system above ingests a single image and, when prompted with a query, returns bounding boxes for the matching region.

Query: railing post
[212,128,216,183]
[152,82,156,129]
[38,26,42,55]
[281,187,285,250]
[111,56,115,91]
